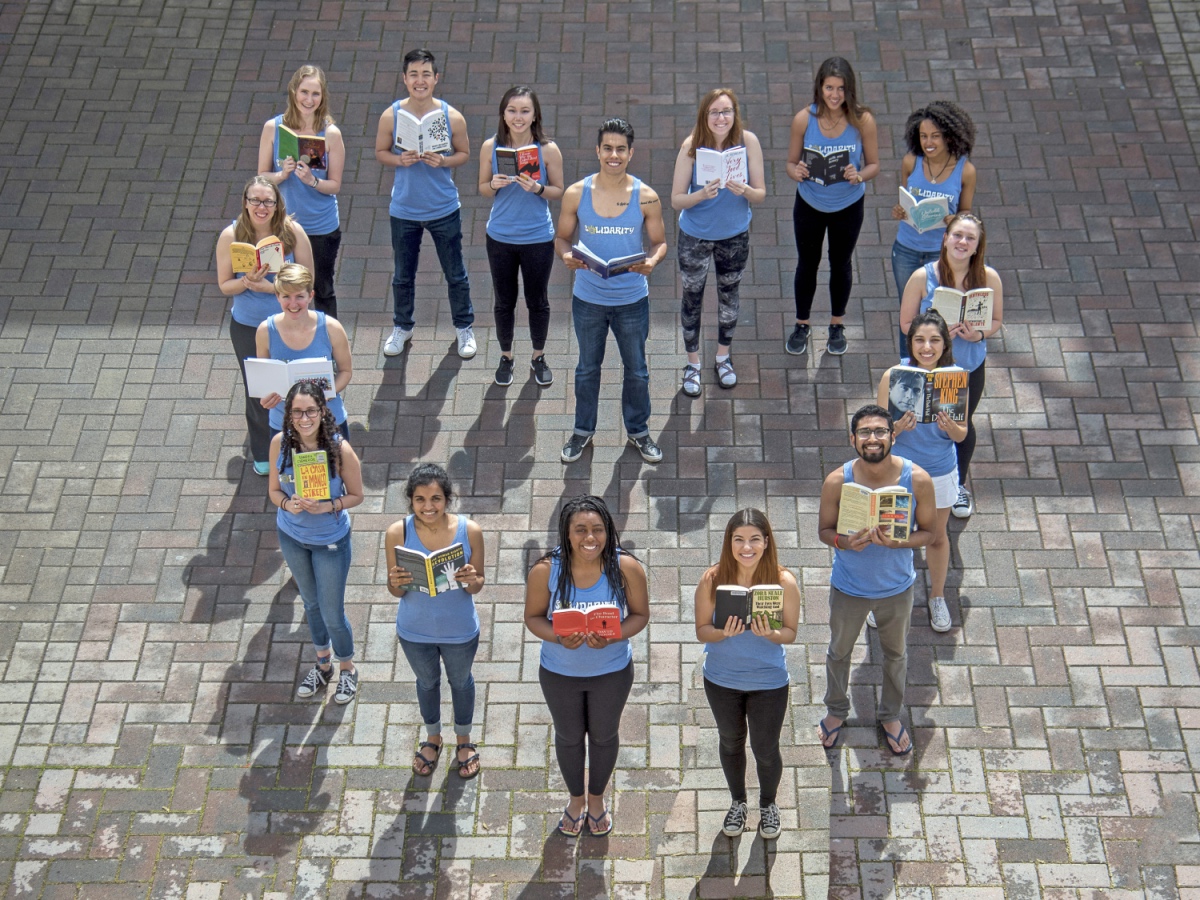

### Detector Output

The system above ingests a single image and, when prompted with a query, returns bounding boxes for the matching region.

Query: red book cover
[552,605,621,639]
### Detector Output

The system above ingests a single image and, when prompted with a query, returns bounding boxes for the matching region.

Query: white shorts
[931,468,959,509]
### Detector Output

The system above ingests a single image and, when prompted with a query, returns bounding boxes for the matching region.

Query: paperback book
[571,241,645,279]
[393,542,467,596]
[887,365,968,423]
[836,484,913,541]
[551,604,622,640]
[713,584,784,630]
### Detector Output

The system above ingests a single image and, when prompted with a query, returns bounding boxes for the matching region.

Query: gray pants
[823,584,914,723]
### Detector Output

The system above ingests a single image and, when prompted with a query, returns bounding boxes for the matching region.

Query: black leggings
[309,229,342,320]
[792,193,865,321]
[704,678,789,807]
[958,362,986,484]
[486,235,554,353]
[229,318,272,463]
[540,662,634,797]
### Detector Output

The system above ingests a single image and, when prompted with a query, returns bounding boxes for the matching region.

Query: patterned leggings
[678,229,750,353]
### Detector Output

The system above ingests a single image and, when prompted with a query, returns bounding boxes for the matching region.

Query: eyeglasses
[246,197,278,208]
[855,428,891,439]
[708,109,735,119]
[291,408,322,421]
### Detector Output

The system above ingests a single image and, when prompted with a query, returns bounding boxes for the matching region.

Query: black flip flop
[880,722,913,756]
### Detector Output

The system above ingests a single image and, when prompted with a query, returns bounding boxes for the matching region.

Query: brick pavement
[0,0,1197,897]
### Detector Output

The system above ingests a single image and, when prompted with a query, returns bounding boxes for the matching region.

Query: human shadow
[649,391,722,535]
[448,378,537,514]
[686,828,777,898]
[509,831,588,898]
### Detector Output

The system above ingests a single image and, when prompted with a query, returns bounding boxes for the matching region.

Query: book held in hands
[931,286,994,331]
[495,144,541,179]
[243,357,336,401]
[277,124,327,170]
[551,604,622,640]
[571,241,645,279]
[393,543,467,596]
[394,107,451,155]
[713,584,784,630]
[802,147,851,186]
[230,236,285,274]
[899,187,949,234]
[837,484,913,541]
[888,365,968,423]
[291,450,331,501]
[694,146,748,188]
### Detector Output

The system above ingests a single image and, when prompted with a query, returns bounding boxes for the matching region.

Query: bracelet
[833,534,841,550]
[311,176,320,189]
[536,183,545,196]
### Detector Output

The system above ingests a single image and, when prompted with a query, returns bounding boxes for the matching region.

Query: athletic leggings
[678,229,750,352]
[539,662,634,797]
[704,678,789,807]
[792,193,865,320]
[958,362,986,485]
[486,235,554,353]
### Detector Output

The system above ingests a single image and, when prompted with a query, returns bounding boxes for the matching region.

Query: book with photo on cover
[291,449,331,501]
[931,286,994,331]
[713,584,784,630]
[394,107,451,154]
[393,542,466,596]
[495,144,541,179]
[837,483,913,541]
[887,365,968,424]
[899,187,949,234]
[694,145,748,188]
[243,357,336,401]
[801,147,851,186]
[230,236,285,274]
[277,124,327,170]
[552,604,622,640]
[571,241,645,279]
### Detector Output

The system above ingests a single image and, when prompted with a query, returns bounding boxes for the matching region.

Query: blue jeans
[277,528,354,661]
[398,634,479,736]
[390,210,474,329]
[891,240,940,358]
[571,295,651,439]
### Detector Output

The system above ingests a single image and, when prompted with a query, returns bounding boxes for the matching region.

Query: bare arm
[216,226,269,296]
[786,108,811,182]
[297,124,344,195]
[523,559,557,641]
[730,131,768,204]
[631,186,668,276]
[385,518,410,598]
[958,161,977,214]
[334,440,364,512]
[478,136,500,197]
[615,554,650,641]
[555,182,585,268]
[327,318,353,395]
[538,141,566,201]
[375,107,417,168]
[844,112,879,185]
[257,120,295,184]
[290,221,313,273]
[899,268,928,336]
[891,153,917,219]
[670,138,714,211]
[455,519,487,596]
[817,466,850,551]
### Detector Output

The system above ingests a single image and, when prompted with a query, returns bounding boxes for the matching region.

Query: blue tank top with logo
[896,155,966,253]
[678,157,751,241]
[797,104,865,213]
[272,115,339,236]
[395,514,479,644]
[703,586,788,691]
[275,438,350,545]
[918,264,987,372]
[573,176,648,307]
[486,141,554,244]
[891,358,959,478]
[265,312,347,430]
[539,550,632,677]
[830,458,917,599]
[389,99,460,221]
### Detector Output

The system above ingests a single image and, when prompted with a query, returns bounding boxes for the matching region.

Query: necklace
[925,155,953,183]
[819,112,846,133]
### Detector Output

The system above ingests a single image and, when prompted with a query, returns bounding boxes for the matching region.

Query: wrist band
[834,534,841,550]
[537,183,545,196]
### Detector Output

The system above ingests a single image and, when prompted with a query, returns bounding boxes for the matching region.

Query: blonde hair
[283,65,333,130]
[274,263,314,295]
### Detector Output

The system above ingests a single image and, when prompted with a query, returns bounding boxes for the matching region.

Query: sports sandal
[412,741,442,776]
[557,806,585,838]
[455,742,481,780]
[587,808,613,836]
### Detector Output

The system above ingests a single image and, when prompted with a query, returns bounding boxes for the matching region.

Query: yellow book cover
[292,450,331,501]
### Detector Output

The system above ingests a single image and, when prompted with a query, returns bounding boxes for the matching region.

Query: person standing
[258,65,345,318]
[478,86,565,387]
[375,48,476,359]
[889,101,977,356]
[694,509,800,840]
[816,405,935,755]
[785,57,879,357]
[555,118,668,465]
[899,213,1003,518]
[524,496,649,837]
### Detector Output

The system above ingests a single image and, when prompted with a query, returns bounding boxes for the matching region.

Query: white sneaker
[384,327,412,356]
[929,596,952,633]
[866,611,877,629]
[456,326,477,359]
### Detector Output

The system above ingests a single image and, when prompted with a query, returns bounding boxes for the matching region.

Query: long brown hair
[279,381,342,478]
[283,65,334,130]
[687,89,745,157]
[906,311,956,368]
[811,56,871,130]
[495,85,547,147]
[713,509,782,588]
[233,176,298,253]
[937,213,987,291]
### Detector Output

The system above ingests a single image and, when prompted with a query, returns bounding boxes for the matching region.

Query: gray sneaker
[561,433,592,464]
[952,485,974,518]
[333,668,358,705]
[531,355,553,386]
[296,664,330,698]
[785,323,810,355]
[827,324,848,355]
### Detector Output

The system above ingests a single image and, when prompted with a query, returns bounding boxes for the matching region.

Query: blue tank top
[539,551,632,677]
[573,176,648,307]
[918,264,987,372]
[485,141,554,244]
[830,458,917,599]
[272,115,339,236]
[797,105,865,213]
[230,219,294,327]
[388,99,460,221]
[891,359,959,478]
[896,155,967,253]
[265,312,347,430]
[275,438,351,545]
[678,157,751,241]
[703,601,788,691]
[394,514,480,644]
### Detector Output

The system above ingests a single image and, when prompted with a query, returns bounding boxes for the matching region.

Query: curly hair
[279,381,342,479]
[539,495,637,609]
[903,100,975,159]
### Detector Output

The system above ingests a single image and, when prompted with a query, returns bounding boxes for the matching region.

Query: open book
[713,584,784,630]
[393,542,466,596]
[278,124,327,170]
[552,604,622,640]
[495,144,540,179]
[931,286,993,331]
[802,147,850,186]
[888,365,968,423]
[695,146,748,188]
[243,357,335,401]
[837,483,912,540]
[571,241,645,279]
[290,449,331,501]
[394,107,451,154]
[231,236,285,274]
[899,187,949,234]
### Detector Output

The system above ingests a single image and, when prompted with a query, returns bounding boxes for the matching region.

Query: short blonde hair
[274,263,314,295]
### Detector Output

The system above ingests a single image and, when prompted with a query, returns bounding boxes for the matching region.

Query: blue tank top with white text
[272,115,339,236]
[573,176,648,306]
[486,141,554,244]
[395,514,479,644]
[389,99,460,221]
[265,312,347,430]
[918,264,987,372]
[539,551,632,677]
[896,155,966,253]
[830,458,917,599]
[797,104,865,213]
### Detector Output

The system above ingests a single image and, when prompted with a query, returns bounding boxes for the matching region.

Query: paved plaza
[1,0,1199,896]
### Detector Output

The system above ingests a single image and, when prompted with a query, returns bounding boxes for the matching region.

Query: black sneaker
[785,323,810,355]
[296,664,330,699]
[531,355,553,387]
[827,324,848,355]
[758,803,782,840]
[628,434,663,463]
[722,801,748,837]
[561,433,592,464]
[333,668,358,705]
[495,355,515,386]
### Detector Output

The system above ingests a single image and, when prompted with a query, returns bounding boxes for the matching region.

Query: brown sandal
[412,741,442,776]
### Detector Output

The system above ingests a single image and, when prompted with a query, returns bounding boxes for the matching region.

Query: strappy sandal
[412,741,442,776]
[557,806,585,838]
[587,808,613,836]
[455,742,481,780]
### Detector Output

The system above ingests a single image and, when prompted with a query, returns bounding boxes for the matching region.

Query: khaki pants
[823,584,914,723]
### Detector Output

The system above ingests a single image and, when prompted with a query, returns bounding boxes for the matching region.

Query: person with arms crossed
[816,404,935,756]
[375,48,476,359]
[556,117,668,464]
